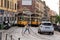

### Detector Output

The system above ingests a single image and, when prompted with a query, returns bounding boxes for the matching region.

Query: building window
[10,2,11,9]
[10,2,12,9]
[17,2,19,9]
[7,1,9,8]
[4,0,6,8]
[15,3,16,10]
[1,0,3,7]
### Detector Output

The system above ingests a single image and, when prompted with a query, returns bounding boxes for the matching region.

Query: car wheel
[38,31,42,34]
[40,32,42,34]
[58,30,60,32]
[50,32,54,35]
[38,31,40,33]
[58,29,60,32]
[52,32,54,35]
[48,32,50,35]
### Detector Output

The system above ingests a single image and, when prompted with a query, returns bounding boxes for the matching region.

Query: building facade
[0,0,17,24]
[17,0,35,13]
[48,10,57,24]
[35,0,45,20]
[35,0,50,21]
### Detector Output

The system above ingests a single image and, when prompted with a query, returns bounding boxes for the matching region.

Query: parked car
[53,24,58,31]
[38,21,54,35]
[57,25,60,32]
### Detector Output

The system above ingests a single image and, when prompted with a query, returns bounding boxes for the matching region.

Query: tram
[17,13,28,27]
[31,14,40,27]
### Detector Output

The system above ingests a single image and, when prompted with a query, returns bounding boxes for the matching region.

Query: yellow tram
[17,13,28,27]
[31,14,40,27]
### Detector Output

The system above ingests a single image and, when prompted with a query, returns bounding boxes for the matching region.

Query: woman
[24,24,30,34]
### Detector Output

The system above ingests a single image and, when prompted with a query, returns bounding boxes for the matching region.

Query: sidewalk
[0,30,6,40]
[1,27,24,40]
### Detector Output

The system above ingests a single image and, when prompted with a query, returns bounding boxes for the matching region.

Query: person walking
[24,24,30,34]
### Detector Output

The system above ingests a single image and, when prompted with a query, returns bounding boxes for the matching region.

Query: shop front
[0,10,4,29]
[3,11,16,26]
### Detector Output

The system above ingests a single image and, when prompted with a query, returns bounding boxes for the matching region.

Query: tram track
[29,27,51,40]
[3,27,60,40]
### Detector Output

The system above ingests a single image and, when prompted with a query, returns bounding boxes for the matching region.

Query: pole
[5,34,8,40]
[30,13,31,26]
[18,38,20,40]
[10,35,12,40]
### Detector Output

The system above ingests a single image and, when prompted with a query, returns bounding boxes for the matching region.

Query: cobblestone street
[1,27,60,40]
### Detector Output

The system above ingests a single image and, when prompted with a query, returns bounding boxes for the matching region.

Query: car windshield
[42,23,52,26]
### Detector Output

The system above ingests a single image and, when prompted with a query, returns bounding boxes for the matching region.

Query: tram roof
[18,13,28,16]
[31,14,40,17]
[18,13,22,15]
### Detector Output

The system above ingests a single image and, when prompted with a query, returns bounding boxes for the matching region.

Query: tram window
[24,17,27,21]
[31,18,35,21]
[19,16,24,21]
[35,19,37,21]
[19,17,22,20]
[31,18,38,21]
[18,16,28,21]
[28,18,30,21]
[18,17,22,21]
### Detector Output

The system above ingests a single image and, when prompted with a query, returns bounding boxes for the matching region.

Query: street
[2,26,60,40]
[0,0,59,40]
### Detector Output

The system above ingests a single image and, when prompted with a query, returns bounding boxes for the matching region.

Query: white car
[38,21,54,35]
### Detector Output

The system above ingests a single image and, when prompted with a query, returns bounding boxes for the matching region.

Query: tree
[55,15,60,24]
[58,16,60,24]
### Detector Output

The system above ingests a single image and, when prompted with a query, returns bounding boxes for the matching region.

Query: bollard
[5,34,8,40]
[18,38,20,40]
[10,35,12,40]
[0,32,2,40]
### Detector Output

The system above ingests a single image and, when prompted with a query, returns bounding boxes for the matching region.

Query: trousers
[24,28,30,34]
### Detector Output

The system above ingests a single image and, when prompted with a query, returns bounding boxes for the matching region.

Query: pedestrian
[24,24,30,34]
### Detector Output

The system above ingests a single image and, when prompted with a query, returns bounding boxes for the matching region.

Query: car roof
[41,21,51,23]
